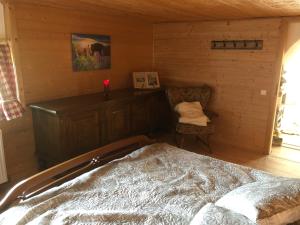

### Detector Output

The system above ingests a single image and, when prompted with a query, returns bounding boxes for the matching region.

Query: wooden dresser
[30,88,170,169]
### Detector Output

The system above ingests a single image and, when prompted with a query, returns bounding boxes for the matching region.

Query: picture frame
[133,72,147,89]
[145,72,160,88]
[71,33,111,72]
[133,72,160,89]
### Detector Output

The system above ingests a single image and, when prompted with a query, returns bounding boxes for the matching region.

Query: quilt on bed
[0,143,288,225]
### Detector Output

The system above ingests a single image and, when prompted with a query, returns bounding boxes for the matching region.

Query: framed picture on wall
[71,33,111,72]
[133,72,160,89]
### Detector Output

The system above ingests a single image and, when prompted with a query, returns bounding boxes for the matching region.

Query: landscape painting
[71,33,111,71]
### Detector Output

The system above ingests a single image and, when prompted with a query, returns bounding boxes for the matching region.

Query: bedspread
[0,143,275,225]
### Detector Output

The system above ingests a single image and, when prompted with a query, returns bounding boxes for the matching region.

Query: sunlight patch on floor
[281,133,300,149]
[271,145,300,163]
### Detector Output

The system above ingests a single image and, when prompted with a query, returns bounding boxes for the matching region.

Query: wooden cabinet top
[29,88,164,115]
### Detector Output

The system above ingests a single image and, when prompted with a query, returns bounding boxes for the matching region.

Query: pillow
[175,101,210,126]
[190,203,256,225]
[215,178,300,225]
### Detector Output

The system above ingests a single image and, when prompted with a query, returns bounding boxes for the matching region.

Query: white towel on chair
[175,101,210,126]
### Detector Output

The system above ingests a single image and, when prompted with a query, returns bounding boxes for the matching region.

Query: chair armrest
[204,109,218,120]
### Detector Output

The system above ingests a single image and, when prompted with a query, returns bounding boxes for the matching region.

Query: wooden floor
[157,134,300,179]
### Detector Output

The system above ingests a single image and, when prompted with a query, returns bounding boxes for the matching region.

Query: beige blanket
[175,102,210,126]
[0,143,274,225]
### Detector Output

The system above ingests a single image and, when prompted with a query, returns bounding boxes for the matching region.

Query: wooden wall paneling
[9,0,300,22]
[154,18,283,153]
[0,111,38,190]
[13,3,153,103]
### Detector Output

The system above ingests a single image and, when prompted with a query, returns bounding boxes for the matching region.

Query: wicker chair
[166,85,217,152]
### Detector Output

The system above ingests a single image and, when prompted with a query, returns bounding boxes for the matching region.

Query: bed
[0,135,299,225]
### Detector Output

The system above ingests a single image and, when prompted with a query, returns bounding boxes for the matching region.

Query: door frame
[266,18,300,154]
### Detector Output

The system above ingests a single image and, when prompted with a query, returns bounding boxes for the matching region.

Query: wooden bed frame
[0,135,153,212]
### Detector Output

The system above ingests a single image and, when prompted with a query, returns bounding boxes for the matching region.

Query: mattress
[0,143,281,225]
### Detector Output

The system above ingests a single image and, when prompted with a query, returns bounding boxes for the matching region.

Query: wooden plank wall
[0,2,153,190]
[15,3,153,103]
[154,19,283,153]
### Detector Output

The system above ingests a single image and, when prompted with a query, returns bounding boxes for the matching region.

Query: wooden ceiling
[10,0,300,22]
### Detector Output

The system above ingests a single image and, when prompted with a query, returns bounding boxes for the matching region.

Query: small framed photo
[145,72,160,88]
[133,72,147,89]
[133,72,160,89]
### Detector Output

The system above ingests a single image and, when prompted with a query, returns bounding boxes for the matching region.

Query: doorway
[273,21,300,151]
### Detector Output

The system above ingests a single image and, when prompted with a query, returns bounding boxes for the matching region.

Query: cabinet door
[106,103,131,142]
[64,111,100,158]
[131,98,150,134]
[149,92,171,132]
[32,110,61,169]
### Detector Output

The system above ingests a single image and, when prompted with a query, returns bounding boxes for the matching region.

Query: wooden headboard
[0,135,153,212]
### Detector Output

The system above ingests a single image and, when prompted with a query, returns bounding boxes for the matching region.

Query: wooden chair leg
[197,134,212,154]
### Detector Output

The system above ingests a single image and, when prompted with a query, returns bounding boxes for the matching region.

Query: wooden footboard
[0,135,153,212]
